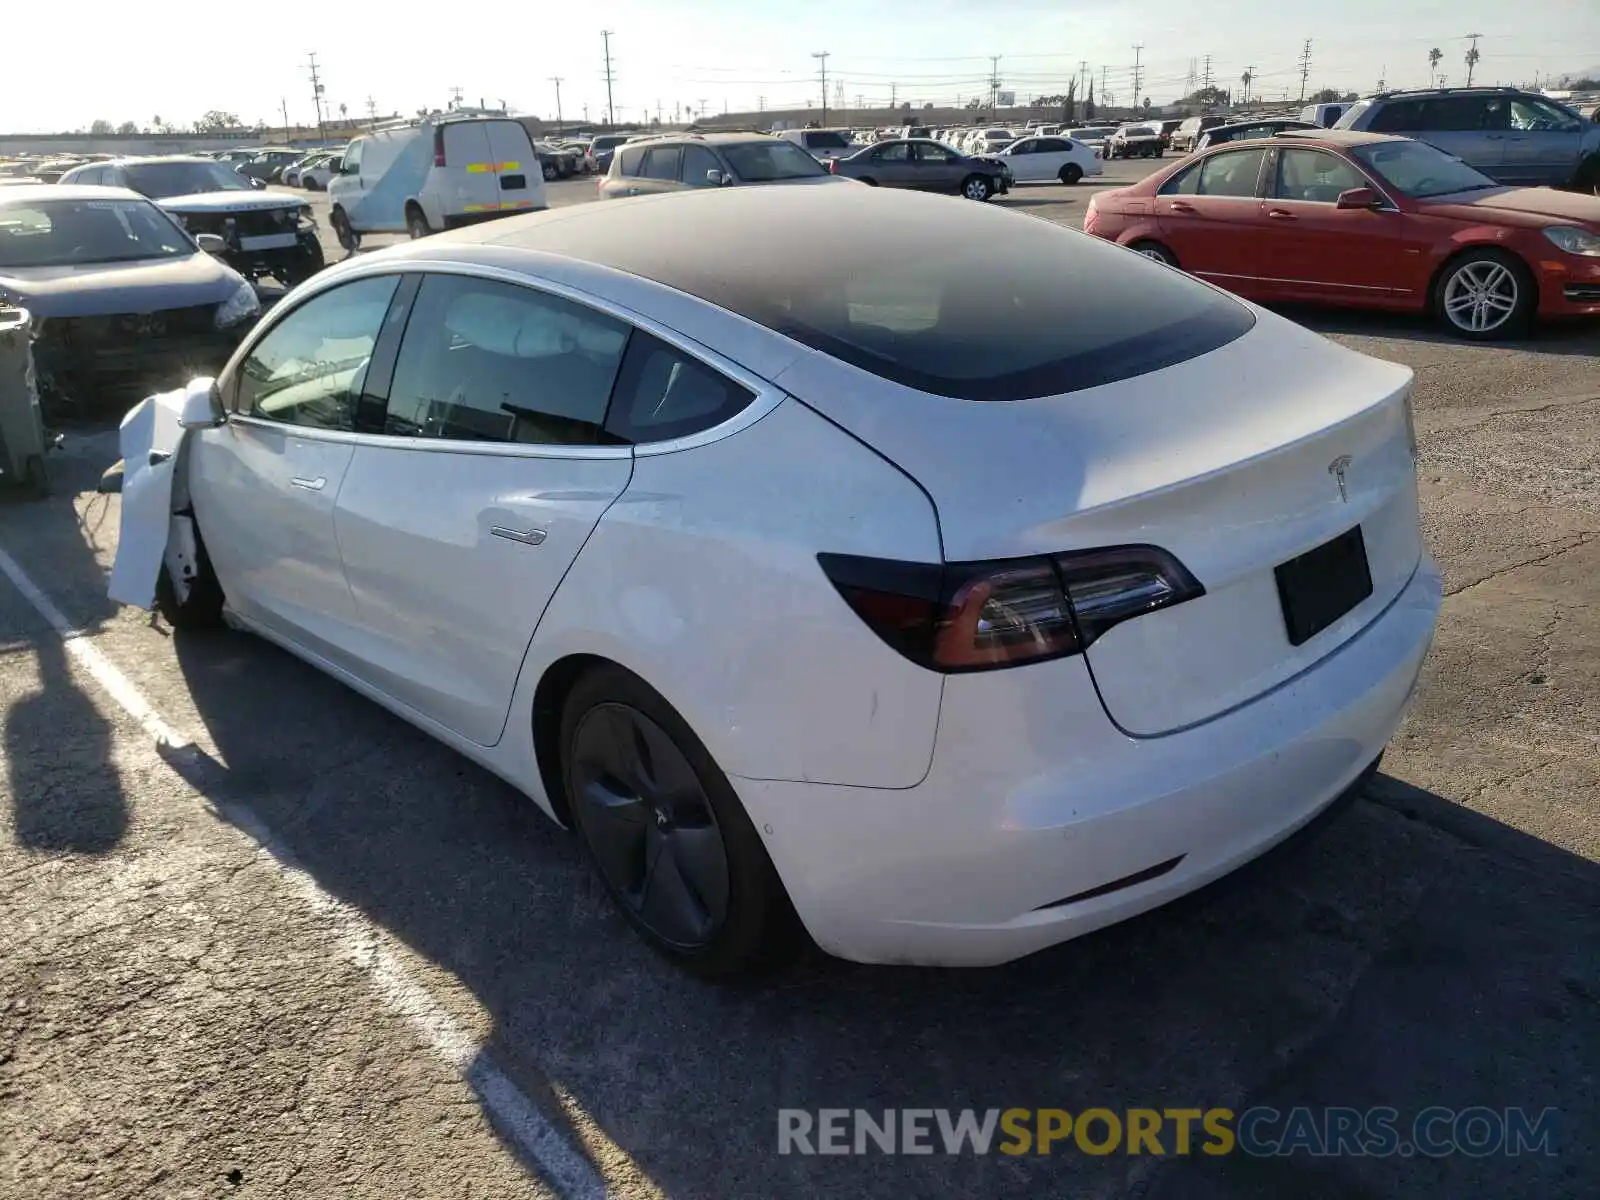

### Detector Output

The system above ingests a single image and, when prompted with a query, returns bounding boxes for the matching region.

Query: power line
[1298,39,1314,101]
[601,30,616,128]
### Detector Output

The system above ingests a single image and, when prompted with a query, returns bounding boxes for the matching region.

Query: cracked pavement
[0,209,1596,1196]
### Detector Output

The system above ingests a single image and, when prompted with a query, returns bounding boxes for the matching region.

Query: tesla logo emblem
[1328,455,1352,503]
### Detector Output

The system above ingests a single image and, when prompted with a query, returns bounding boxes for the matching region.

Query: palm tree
[1240,70,1253,105]
[1428,48,1442,85]
[1464,46,1480,86]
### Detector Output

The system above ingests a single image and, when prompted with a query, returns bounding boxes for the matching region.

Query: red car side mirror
[1335,187,1381,210]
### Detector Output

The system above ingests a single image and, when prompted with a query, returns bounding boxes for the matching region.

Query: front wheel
[330,207,359,253]
[962,174,994,202]
[1433,250,1534,341]
[406,208,432,240]
[562,665,796,976]
[277,239,324,288]
[1059,163,1084,185]
[155,520,225,630]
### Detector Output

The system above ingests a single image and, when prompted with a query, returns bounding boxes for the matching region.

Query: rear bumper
[737,555,1441,967]
[441,207,547,231]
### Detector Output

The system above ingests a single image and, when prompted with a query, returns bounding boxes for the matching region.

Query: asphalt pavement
[0,159,1596,1199]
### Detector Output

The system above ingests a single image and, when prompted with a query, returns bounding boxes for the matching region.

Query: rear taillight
[828,159,837,173]
[818,547,1203,672]
[433,127,447,168]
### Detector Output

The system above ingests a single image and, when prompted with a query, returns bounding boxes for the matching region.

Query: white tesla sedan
[110,185,1441,974]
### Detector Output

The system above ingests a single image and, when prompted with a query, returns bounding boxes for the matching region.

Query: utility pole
[988,56,1002,113]
[1377,66,1386,93]
[550,77,564,133]
[1464,33,1482,86]
[1202,54,1213,91]
[890,81,898,110]
[812,51,830,125]
[448,86,464,110]
[1080,60,1090,96]
[280,98,291,143]
[1101,65,1109,107]
[1298,39,1313,102]
[365,95,377,126]
[307,53,327,140]
[758,96,765,114]
[601,30,616,128]
[1130,44,1144,107]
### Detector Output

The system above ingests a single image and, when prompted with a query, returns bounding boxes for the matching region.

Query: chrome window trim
[221,257,788,461]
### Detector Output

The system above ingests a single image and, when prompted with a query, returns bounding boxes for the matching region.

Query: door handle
[1267,208,1296,220]
[490,525,547,547]
[1168,200,1196,213]
[289,476,327,491]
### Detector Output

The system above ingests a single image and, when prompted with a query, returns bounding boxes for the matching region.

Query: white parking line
[0,544,608,1200]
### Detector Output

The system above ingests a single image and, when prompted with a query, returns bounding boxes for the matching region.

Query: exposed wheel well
[531,653,613,827]
[1424,244,1534,314]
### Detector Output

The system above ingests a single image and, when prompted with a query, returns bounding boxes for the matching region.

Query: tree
[1309,87,1345,104]
[1182,84,1228,109]
[965,96,983,110]
[88,119,114,136]
[116,120,137,136]
[1085,77,1096,120]
[1428,47,1443,84]
[1142,96,1152,113]
[1464,45,1480,86]
[1240,70,1253,105]
[193,110,241,134]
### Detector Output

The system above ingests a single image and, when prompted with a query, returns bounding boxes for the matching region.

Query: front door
[192,275,403,658]
[1502,95,1586,186]
[1154,146,1269,294]
[331,271,635,746]
[1254,147,1409,303]
[1004,138,1045,182]
[864,142,916,187]
[909,141,964,191]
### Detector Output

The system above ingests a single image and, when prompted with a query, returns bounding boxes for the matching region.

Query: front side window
[343,141,363,173]
[914,143,956,164]
[385,274,630,445]
[605,332,755,444]
[680,144,723,185]
[236,276,401,429]
[1509,97,1582,132]
[1274,149,1367,202]
[1353,139,1500,198]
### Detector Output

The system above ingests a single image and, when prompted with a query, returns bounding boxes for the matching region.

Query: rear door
[441,121,500,218]
[1154,146,1269,294]
[484,119,545,213]
[630,144,685,198]
[191,275,404,659]
[1255,146,1409,302]
[330,271,634,746]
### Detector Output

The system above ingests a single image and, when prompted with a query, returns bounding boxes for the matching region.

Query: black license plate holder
[1275,525,1373,647]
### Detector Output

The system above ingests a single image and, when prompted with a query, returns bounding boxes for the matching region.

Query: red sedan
[1084,130,1600,340]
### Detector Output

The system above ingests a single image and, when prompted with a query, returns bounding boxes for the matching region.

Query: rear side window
[617,146,646,176]
[605,332,755,444]
[805,131,852,149]
[1162,147,1265,197]
[385,274,630,445]
[640,146,682,180]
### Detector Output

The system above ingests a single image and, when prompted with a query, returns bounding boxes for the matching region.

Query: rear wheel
[406,206,432,240]
[541,160,558,182]
[1129,239,1179,268]
[1433,249,1534,341]
[1059,162,1084,185]
[1573,155,1600,197]
[962,173,994,201]
[561,665,795,976]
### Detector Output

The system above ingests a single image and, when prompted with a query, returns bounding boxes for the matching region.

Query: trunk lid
[779,312,1421,736]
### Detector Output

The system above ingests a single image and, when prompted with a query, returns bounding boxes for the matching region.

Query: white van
[1298,101,1352,129]
[327,114,547,248]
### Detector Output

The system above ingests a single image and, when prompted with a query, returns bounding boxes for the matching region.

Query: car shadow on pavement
[163,625,1599,1200]
[1284,306,1600,356]
[1,432,129,855]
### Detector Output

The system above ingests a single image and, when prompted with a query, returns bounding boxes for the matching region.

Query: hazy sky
[12,1,1600,132]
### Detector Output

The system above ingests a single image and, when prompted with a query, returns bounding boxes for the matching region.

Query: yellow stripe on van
[465,163,493,174]
[494,161,521,171]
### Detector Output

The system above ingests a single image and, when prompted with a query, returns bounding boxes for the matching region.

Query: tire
[406,206,432,240]
[154,520,224,630]
[1573,155,1600,197]
[541,161,558,182]
[1432,248,1534,341]
[858,176,878,186]
[330,207,358,252]
[277,239,324,288]
[1059,163,1084,185]
[962,173,994,202]
[1130,239,1179,268]
[561,664,796,976]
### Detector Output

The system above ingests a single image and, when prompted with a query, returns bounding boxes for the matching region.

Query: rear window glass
[805,131,853,149]
[534,192,1253,401]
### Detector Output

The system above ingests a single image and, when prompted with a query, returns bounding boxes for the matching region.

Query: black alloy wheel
[569,703,730,949]
[561,666,795,974]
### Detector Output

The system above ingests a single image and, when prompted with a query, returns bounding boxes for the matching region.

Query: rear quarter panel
[522,398,946,791]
